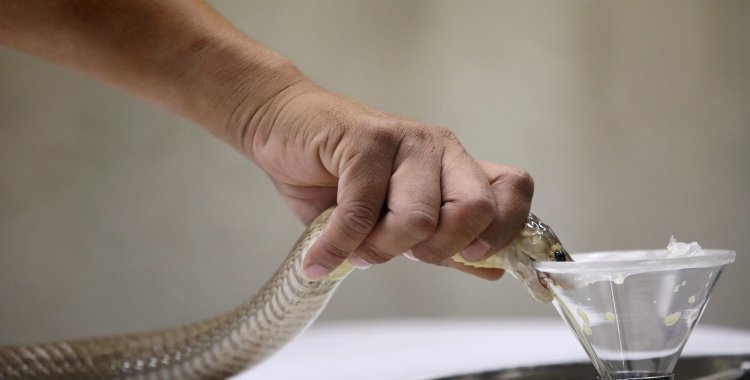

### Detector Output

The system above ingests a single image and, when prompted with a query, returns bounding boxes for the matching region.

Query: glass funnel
[534,249,735,380]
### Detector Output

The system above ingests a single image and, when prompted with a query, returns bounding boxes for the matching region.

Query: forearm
[0,0,302,145]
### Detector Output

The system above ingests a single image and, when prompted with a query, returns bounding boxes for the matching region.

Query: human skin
[0,0,534,280]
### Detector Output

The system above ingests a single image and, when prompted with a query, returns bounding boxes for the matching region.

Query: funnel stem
[597,374,673,380]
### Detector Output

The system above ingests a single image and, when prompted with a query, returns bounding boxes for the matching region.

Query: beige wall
[1,1,748,344]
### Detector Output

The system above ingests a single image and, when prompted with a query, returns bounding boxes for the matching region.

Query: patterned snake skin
[0,207,568,379]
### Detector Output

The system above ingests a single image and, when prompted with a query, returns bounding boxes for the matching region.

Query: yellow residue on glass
[577,308,590,325]
[583,325,593,336]
[688,295,696,304]
[576,308,593,336]
[664,312,681,327]
[606,312,615,321]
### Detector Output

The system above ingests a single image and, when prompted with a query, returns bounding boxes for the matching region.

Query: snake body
[0,207,568,379]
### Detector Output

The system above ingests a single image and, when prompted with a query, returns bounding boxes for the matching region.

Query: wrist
[215,53,308,155]
[168,33,306,145]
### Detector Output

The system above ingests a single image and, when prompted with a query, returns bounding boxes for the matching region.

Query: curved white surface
[235,319,750,380]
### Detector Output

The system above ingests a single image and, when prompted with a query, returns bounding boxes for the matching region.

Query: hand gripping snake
[0,207,570,379]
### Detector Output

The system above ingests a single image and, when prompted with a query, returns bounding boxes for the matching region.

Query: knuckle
[367,126,401,147]
[401,125,441,156]
[450,193,495,233]
[405,125,434,142]
[437,126,459,143]
[400,206,439,241]
[504,168,535,201]
[464,193,496,217]
[340,203,378,236]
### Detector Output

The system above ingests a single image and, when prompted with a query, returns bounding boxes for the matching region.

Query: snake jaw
[524,275,554,303]
[506,248,555,303]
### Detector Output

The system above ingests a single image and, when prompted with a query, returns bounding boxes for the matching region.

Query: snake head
[450,213,570,303]
[509,213,571,302]
[518,213,572,263]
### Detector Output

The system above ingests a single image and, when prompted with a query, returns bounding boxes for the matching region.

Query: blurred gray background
[1,1,748,344]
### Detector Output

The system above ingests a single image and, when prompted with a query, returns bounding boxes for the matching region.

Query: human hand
[232,79,534,280]
[0,0,534,280]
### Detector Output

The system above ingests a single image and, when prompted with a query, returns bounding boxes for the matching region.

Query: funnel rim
[533,249,735,274]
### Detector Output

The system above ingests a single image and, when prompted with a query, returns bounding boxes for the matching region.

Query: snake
[0,207,570,379]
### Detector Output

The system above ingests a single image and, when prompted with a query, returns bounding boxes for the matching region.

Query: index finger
[302,151,393,279]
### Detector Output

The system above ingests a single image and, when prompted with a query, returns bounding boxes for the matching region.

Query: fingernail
[402,250,420,262]
[304,264,330,280]
[348,255,372,270]
[462,239,492,262]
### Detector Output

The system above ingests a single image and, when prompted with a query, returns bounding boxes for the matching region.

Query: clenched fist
[231,79,535,280]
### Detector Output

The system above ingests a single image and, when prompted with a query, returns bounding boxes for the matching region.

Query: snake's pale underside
[0,207,569,379]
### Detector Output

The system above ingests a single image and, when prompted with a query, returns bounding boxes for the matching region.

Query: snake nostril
[554,250,567,262]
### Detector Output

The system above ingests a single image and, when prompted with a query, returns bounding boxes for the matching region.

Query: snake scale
[0,207,569,379]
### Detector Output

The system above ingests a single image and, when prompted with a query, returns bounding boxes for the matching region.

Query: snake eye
[554,250,567,262]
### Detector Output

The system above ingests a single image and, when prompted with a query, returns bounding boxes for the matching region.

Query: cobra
[0,207,570,379]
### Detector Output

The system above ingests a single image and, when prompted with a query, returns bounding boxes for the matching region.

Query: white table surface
[234,319,750,380]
